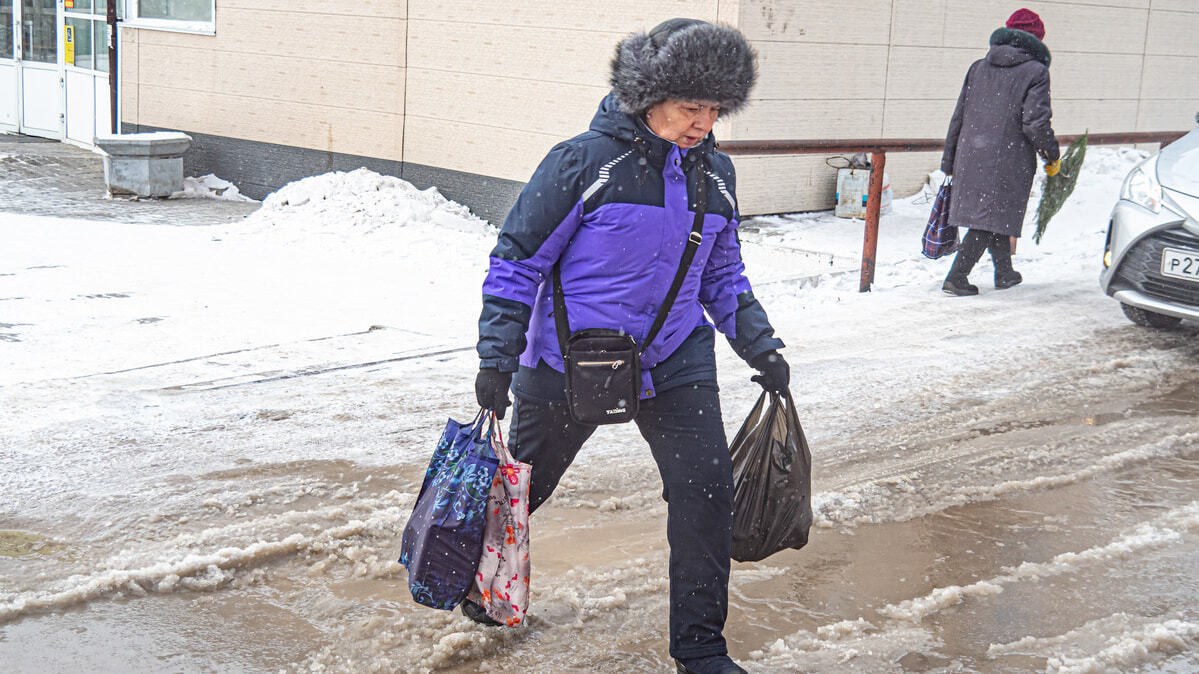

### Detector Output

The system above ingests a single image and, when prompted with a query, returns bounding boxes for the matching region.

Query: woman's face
[644,99,721,149]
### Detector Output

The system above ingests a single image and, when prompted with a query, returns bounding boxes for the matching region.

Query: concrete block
[95,131,192,197]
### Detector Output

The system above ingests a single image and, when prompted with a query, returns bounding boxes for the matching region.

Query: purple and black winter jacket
[478,94,783,399]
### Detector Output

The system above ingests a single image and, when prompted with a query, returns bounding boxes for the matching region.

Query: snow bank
[243,167,489,235]
[174,174,257,202]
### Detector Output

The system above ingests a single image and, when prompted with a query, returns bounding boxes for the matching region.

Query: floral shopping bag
[466,424,531,626]
[399,411,500,610]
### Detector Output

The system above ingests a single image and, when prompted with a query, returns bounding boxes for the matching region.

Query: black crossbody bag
[552,157,709,425]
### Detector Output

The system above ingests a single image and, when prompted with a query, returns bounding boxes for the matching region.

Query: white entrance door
[64,1,112,143]
[16,0,64,139]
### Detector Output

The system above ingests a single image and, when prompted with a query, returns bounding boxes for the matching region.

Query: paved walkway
[0,134,258,226]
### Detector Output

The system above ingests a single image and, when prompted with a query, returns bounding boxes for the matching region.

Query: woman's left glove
[1044,159,1062,177]
[475,368,512,419]
[750,350,790,394]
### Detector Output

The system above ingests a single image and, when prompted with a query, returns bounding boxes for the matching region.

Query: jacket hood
[589,93,716,162]
[989,27,1051,67]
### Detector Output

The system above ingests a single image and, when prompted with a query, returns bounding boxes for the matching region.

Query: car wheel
[1121,303,1183,329]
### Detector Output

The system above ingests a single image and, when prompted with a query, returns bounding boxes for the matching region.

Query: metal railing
[720,131,1190,291]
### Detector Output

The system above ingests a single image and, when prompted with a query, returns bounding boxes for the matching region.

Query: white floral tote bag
[466,425,531,625]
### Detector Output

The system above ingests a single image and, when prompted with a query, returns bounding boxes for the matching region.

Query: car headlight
[1119,163,1162,212]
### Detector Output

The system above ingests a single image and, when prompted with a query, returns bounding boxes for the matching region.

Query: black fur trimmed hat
[610,18,757,115]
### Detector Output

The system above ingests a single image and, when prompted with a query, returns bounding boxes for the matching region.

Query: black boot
[995,270,1023,289]
[987,233,1022,289]
[943,230,988,296]
[942,275,979,296]
[460,598,501,626]
[676,655,748,674]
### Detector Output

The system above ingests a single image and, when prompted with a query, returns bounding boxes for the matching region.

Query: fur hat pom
[610,19,757,115]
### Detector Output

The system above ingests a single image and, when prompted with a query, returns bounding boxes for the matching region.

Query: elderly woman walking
[941,8,1061,296]
[471,18,788,674]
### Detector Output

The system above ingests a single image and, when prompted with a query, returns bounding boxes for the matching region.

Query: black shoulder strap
[553,152,709,356]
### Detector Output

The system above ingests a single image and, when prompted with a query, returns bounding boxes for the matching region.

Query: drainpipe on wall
[107,1,117,133]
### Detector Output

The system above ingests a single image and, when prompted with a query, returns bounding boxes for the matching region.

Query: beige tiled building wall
[121,0,407,161]
[122,0,1199,217]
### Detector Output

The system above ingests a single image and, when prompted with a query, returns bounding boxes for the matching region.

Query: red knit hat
[1006,8,1045,40]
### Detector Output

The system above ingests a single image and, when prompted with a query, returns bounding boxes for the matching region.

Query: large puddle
[2,380,1197,672]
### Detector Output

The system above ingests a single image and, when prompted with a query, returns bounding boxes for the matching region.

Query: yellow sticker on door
[65,25,75,66]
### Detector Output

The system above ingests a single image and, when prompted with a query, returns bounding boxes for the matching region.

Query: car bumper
[1111,288,1199,321]
[1101,195,1199,319]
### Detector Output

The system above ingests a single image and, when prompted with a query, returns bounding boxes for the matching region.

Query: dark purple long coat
[941,28,1060,238]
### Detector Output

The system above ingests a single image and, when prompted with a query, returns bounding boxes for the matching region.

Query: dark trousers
[948,229,1014,279]
[508,383,733,660]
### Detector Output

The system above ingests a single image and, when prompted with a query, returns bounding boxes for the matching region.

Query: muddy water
[2,371,1197,672]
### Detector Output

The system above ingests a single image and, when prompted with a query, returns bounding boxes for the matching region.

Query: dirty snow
[2,147,1197,672]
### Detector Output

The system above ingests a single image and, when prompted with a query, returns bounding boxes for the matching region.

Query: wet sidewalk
[0,134,258,226]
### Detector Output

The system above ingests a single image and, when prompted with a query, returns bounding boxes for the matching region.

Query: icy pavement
[0,134,257,226]
[1,148,1197,672]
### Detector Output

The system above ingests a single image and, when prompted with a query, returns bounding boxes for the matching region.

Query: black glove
[475,368,513,419]
[750,350,790,394]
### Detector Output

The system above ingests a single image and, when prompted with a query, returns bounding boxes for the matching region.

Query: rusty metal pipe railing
[720,130,1189,291]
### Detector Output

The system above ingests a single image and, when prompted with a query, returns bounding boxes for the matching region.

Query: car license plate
[1161,247,1199,283]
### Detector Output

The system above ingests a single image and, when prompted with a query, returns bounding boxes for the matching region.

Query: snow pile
[245,167,489,235]
[174,174,257,202]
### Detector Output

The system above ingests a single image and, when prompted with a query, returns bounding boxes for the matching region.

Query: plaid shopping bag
[922,181,959,259]
[399,411,500,610]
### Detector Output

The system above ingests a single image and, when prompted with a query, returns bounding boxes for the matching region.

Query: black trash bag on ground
[729,390,813,563]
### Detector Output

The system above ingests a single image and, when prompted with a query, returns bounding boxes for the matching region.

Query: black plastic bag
[729,390,813,562]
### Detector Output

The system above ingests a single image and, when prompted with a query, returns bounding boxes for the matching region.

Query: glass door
[1,2,13,59]
[64,0,114,141]
[18,0,63,138]
[1,1,17,130]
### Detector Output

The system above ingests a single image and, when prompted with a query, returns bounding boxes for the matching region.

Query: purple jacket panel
[481,198,584,308]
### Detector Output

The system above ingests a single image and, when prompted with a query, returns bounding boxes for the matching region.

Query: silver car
[1101,119,1199,328]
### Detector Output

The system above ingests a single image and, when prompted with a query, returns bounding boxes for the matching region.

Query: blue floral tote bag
[399,410,500,610]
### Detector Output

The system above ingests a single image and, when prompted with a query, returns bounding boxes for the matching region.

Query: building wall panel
[1146,9,1199,56]
[754,42,887,101]
[1140,55,1199,100]
[409,0,715,31]
[404,116,560,181]
[1137,99,1199,131]
[737,0,893,43]
[733,99,883,139]
[116,0,1199,220]
[138,85,402,159]
[1051,52,1143,100]
[405,70,601,140]
[219,0,404,18]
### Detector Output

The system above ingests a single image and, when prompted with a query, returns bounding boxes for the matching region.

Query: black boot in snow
[460,598,502,626]
[676,655,748,674]
[995,270,1023,289]
[987,232,1022,289]
[943,229,987,296]
[942,275,979,296]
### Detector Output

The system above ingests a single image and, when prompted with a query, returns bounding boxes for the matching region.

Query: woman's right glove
[475,368,512,419]
[750,350,790,394]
